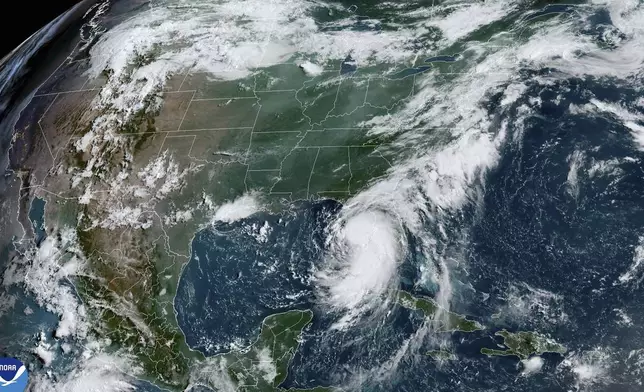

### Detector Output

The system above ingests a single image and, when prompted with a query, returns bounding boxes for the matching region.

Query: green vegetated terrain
[396,290,484,333]
[397,291,567,364]
[25,43,568,391]
[32,58,406,390]
[126,64,405,388]
[200,310,335,392]
[480,330,567,359]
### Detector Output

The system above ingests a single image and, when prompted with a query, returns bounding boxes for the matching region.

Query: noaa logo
[0,358,27,391]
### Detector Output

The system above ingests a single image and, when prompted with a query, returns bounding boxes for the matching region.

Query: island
[395,291,484,333]
[426,349,456,361]
[480,329,567,360]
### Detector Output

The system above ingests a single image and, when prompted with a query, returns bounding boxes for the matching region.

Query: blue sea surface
[173,5,644,389]
[175,200,340,354]
[174,68,644,391]
[28,197,46,245]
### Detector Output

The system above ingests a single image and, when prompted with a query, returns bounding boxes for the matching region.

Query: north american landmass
[0,1,587,390]
[192,309,335,392]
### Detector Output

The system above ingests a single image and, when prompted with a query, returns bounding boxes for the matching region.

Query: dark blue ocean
[175,70,644,391]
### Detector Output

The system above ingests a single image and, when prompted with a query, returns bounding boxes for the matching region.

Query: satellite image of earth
[1,0,644,390]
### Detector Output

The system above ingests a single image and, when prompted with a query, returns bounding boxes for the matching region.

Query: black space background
[0,0,82,58]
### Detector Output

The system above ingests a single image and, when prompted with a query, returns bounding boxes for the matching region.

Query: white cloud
[567,150,585,200]
[613,308,633,327]
[617,236,644,285]
[428,0,517,43]
[298,61,324,76]
[34,344,55,367]
[3,228,87,340]
[213,194,261,223]
[316,210,404,328]
[34,332,55,367]
[0,293,17,318]
[496,283,568,326]
[521,356,544,376]
[559,347,614,390]
[255,347,278,383]
[100,206,152,230]
[29,353,138,392]
[20,0,644,388]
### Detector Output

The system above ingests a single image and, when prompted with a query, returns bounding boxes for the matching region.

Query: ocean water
[28,197,46,245]
[175,69,644,391]
[1,0,639,390]
[175,200,341,354]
